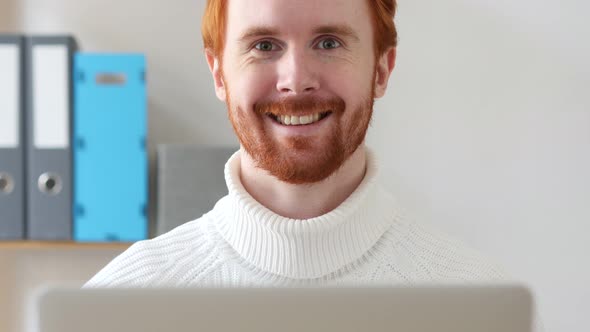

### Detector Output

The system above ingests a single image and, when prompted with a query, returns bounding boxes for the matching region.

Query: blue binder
[73,53,148,242]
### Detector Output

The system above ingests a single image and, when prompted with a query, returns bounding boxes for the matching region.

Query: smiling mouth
[267,111,332,126]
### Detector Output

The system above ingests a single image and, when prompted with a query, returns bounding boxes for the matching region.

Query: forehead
[225,0,372,39]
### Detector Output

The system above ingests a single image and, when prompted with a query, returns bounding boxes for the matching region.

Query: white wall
[7,0,590,330]
[367,1,590,331]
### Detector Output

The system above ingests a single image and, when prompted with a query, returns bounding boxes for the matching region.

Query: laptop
[31,284,533,332]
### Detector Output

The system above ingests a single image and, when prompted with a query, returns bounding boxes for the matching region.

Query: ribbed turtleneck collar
[213,148,399,279]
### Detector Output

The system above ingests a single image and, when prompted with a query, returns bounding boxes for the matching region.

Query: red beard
[226,77,375,185]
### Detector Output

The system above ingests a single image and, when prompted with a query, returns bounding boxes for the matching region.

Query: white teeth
[275,113,326,126]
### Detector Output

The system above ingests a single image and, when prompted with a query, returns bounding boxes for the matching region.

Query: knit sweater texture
[84,149,544,331]
[85,149,508,288]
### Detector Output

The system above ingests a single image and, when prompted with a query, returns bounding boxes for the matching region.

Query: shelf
[0,241,133,250]
[0,240,133,332]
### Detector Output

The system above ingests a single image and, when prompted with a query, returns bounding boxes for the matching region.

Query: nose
[275,48,320,95]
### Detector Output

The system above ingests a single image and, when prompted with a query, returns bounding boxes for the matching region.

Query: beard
[225,74,376,185]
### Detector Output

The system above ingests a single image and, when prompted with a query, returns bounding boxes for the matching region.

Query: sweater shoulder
[378,216,508,282]
[83,213,216,288]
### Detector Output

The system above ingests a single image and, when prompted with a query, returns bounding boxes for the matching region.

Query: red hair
[201,0,397,59]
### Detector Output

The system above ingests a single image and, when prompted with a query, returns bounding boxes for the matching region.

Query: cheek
[325,61,374,97]
[226,67,277,110]
[329,81,370,113]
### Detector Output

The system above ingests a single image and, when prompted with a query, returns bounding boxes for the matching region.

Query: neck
[239,145,367,219]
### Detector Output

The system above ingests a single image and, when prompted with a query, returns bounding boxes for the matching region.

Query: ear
[205,49,227,101]
[373,47,396,99]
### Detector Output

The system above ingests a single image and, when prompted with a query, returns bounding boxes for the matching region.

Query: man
[86,0,506,286]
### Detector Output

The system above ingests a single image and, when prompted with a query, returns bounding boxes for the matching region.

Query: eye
[317,37,341,50]
[254,40,277,52]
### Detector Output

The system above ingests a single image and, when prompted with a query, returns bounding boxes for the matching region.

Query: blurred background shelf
[0,241,133,250]
[0,239,130,332]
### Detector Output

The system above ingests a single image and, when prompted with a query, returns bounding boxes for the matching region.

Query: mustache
[254,96,346,116]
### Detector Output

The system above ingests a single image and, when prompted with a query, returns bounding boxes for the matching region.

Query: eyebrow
[238,24,360,43]
[312,25,360,42]
[238,27,280,44]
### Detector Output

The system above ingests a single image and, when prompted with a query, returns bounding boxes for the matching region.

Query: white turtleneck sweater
[85,148,544,330]
[85,149,509,287]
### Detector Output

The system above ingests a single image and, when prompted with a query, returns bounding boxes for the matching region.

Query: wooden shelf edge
[0,241,134,250]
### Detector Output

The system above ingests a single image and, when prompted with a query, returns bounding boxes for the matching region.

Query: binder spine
[0,35,26,240]
[25,35,78,240]
[73,53,148,242]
